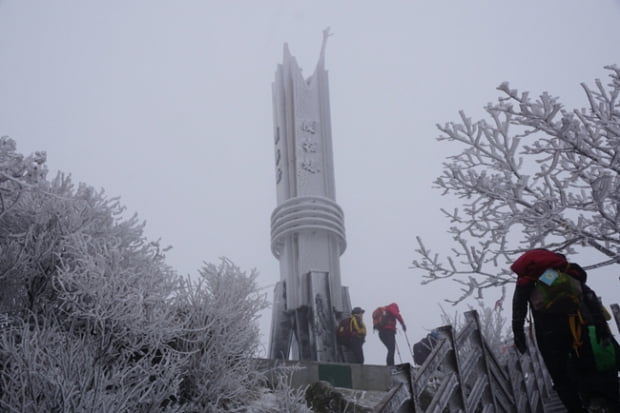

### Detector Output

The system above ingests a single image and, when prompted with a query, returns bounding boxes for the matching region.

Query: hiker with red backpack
[373,303,406,366]
[511,248,619,412]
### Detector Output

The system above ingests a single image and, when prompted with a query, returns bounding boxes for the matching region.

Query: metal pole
[403,330,414,363]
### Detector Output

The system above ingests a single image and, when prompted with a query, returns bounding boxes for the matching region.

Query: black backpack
[413,334,438,366]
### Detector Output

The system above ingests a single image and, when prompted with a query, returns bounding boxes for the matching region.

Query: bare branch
[413,66,620,304]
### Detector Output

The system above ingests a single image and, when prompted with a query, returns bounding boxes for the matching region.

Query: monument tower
[268,30,351,362]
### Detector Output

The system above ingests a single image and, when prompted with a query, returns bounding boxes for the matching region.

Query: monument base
[268,272,351,362]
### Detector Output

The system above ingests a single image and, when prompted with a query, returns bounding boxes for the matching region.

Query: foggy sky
[1,1,619,364]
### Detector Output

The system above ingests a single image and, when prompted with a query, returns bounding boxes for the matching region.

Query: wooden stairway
[543,393,568,413]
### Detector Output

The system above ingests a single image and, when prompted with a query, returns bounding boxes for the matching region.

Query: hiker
[373,303,406,366]
[511,248,619,412]
[577,286,620,411]
[413,329,439,366]
[336,307,366,363]
[348,307,366,363]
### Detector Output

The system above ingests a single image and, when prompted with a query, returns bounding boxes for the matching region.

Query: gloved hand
[402,324,407,332]
[514,330,527,354]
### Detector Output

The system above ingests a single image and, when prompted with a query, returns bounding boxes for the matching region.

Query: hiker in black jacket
[574,284,619,410]
[511,249,618,412]
[413,330,439,366]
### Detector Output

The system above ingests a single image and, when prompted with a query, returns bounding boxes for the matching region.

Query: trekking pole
[403,330,415,363]
[395,339,403,364]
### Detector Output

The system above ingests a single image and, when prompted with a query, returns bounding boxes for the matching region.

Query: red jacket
[382,303,405,331]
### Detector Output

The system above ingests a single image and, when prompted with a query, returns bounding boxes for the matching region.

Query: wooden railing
[377,309,563,413]
[610,304,620,336]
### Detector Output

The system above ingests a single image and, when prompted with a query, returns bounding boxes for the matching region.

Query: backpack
[529,269,583,314]
[336,317,352,345]
[585,325,619,372]
[413,334,438,366]
[372,307,387,330]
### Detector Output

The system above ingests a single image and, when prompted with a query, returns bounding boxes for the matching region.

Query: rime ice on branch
[412,65,620,305]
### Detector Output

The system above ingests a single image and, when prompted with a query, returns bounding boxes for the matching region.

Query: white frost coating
[413,66,620,305]
[268,31,350,362]
[271,29,346,312]
[271,195,346,258]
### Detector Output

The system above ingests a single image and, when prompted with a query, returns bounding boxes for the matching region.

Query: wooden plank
[375,382,409,413]
[459,350,480,385]
[465,375,488,412]
[455,318,475,348]
[426,372,459,413]
[414,338,451,395]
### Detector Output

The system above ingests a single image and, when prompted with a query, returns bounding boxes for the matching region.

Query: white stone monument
[268,30,351,362]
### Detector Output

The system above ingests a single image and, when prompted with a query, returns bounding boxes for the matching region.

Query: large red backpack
[372,306,388,330]
[512,249,586,354]
[511,249,583,314]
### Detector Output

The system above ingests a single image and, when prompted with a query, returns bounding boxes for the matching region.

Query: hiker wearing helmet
[511,248,619,412]
[373,302,406,366]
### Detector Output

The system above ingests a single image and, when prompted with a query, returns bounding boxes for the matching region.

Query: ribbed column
[271,195,346,258]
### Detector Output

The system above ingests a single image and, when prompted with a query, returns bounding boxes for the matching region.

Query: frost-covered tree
[438,290,511,361]
[412,65,620,304]
[1,137,183,411]
[0,136,50,315]
[0,138,307,412]
[171,259,269,411]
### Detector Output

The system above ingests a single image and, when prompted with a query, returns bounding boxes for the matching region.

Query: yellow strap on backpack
[568,311,585,356]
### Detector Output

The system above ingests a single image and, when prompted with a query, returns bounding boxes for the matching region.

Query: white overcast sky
[1,1,619,365]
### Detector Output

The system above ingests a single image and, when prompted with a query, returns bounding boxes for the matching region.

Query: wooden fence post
[463,310,521,412]
[407,309,565,412]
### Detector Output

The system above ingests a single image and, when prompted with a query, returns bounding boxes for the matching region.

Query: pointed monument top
[318,27,333,69]
[281,29,332,83]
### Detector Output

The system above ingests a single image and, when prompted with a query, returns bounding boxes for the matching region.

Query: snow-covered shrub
[0,316,183,412]
[170,259,269,412]
[0,136,50,314]
[0,139,290,412]
[0,141,185,410]
[246,365,312,413]
[439,297,511,361]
